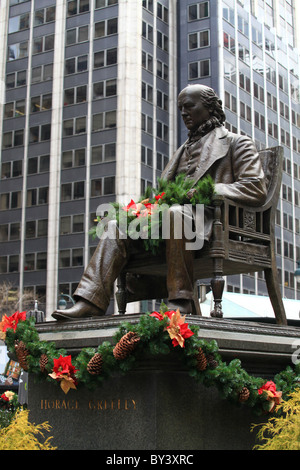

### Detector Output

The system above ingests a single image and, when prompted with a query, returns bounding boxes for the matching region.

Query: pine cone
[239,386,250,402]
[206,353,218,369]
[195,347,207,371]
[113,331,140,360]
[39,353,49,373]
[87,352,103,375]
[15,340,29,371]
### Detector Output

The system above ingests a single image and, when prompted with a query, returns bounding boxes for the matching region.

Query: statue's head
[178,84,226,132]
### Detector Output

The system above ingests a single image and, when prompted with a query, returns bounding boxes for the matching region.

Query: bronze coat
[162,126,267,207]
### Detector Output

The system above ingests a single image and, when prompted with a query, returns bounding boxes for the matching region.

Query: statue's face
[178,87,211,132]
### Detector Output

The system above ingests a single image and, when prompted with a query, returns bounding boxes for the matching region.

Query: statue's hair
[180,84,226,125]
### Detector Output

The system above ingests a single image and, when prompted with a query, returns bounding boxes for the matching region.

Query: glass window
[34,10,44,26]
[78,25,88,42]
[12,160,22,177]
[73,214,84,232]
[60,216,71,234]
[74,181,85,199]
[65,58,75,75]
[62,151,73,168]
[1,162,11,178]
[104,176,115,194]
[4,103,14,119]
[33,38,43,54]
[74,148,85,166]
[95,21,105,38]
[9,255,19,273]
[61,183,72,201]
[75,117,86,134]
[72,248,83,266]
[40,155,50,172]
[30,126,39,143]
[77,86,86,102]
[59,249,70,268]
[104,143,116,161]
[64,88,75,105]
[44,64,53,81]
[91,179,102,196]
[32,66,42,83]
[80,0,89,13]
[14,130,24,146]
[37,253,47,270]
[63,119,73,136]
[25,253,35,270]
[6,73,15,89]
[107,18,117,35]
[91,145,103,163]
[15,99,26,116]
[31,96,40,113]
[28,157,38,174]
[93,81,104,99]
[17,70,26,86]
[78,55,88,71]
[41,124,51,141]
[0,193,10,210]
[38,187,48,204]
[25,220,35,238]
[27,189,37,206]
[46,6,56,22]
[0,225,9,242]
[66,28,77,45]
[105,110,116,128]
[38,219,48,237]
[94,51,104,68]
[2,132,12,149]
[45,34,55,51]
[92,113,103,131]
[0,256,7,273]
[107,48,117,65]
[10,223,20,240]
[11,191,21,208]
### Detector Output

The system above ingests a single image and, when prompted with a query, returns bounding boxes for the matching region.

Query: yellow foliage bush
[0,409,57,450]
[252,388,300,450]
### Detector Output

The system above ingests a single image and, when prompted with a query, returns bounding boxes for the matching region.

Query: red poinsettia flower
[122,199,137,212]
[258,381,277,395]
[52,354,77,377]
[258,380,282,412]
[150,310,176,321]
[150,309,194,348]
[1,393,9,402]
[0,311,26,333]
[167,310,194,348]
[150,311,165,321]
[49,355,78,394]
[155,192,165,202]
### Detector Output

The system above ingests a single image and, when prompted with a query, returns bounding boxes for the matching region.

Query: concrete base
[28,314,300,450]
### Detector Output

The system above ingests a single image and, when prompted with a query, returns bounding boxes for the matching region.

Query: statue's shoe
[52,300,104,321]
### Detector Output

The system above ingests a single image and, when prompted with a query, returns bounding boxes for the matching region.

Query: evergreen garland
[90,174,215,255]
[2,311,300,416]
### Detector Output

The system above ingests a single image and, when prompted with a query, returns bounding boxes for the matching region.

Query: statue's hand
[186,188,197,200]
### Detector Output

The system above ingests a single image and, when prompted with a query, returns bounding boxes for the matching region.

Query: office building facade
[0,0,299,318]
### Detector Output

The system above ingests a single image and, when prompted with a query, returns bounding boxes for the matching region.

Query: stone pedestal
[28,315,300,450]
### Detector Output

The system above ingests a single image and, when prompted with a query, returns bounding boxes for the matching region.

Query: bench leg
[210,258,224,318]
[116,272,127,315]
[210,276,224,318]
[192,283,202,316]
[264,266,287,325]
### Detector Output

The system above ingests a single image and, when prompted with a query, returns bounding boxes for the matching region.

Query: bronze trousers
[74,208,195,312]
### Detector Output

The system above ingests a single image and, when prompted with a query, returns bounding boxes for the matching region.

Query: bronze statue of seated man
[52,84,267,321]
